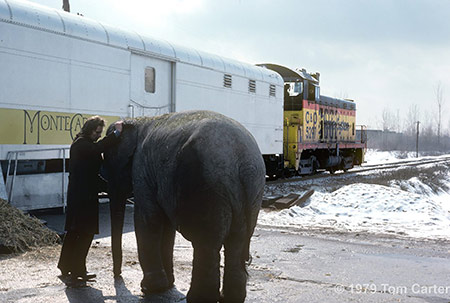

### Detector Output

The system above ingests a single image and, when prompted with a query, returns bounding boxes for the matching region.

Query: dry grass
[361,163,450,192]
[0,198,60,253]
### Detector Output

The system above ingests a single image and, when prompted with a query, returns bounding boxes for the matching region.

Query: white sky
[28,0,450,129]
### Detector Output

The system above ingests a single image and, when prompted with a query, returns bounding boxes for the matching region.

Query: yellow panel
[303,108,319,142]
[283,110,302,169]
[349,114,356,141]
[336,110,355,141]
[0,108,121,145]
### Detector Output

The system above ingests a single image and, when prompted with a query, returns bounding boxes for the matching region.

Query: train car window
[145,67,155,93]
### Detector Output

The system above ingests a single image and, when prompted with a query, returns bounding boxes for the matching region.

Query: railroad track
[267,155,450,185]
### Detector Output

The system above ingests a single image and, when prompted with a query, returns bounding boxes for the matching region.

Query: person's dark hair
[75,116,106,140]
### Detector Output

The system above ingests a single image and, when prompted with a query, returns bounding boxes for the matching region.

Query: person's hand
[114,121,123,132]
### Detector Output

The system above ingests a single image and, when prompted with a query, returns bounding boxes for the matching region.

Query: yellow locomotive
[259,64,366,177]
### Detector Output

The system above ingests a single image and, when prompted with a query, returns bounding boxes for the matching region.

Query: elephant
[104,110,265,302]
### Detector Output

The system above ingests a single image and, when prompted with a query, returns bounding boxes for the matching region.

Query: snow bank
[259,182,450,239]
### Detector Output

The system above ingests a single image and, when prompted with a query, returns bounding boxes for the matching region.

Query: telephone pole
[416,121,420,158]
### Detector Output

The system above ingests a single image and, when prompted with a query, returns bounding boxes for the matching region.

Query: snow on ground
[363,149,450,166]
[364,149,417,165]
[258,150,450,240]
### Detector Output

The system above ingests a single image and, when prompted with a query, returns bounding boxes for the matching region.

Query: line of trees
[367,82,449,152]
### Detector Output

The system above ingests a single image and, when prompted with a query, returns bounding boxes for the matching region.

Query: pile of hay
[0,198,60,253]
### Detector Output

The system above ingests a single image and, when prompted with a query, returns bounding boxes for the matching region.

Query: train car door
[130,52,175,117]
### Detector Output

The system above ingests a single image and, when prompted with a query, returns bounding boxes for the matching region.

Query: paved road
[248,226,450,302]
[3,203,448,303]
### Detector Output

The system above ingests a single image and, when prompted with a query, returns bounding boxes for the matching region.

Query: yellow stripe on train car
[0,108,121,145]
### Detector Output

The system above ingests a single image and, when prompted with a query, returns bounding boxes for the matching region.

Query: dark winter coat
[64,132,119,234]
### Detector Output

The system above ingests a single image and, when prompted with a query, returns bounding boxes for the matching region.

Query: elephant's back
[173,110,263,166]
[147,110,262,158]
[140,110,265,192]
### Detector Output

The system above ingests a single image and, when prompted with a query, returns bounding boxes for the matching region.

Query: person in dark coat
[58,116,122,286]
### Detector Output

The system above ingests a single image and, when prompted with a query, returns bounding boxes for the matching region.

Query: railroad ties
[262,189,315,210]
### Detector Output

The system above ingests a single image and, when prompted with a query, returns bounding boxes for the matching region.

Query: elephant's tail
[243,187,264,268]
[239,163,265,266]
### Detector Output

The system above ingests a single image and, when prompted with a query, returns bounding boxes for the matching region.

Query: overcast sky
[29,0,450,130]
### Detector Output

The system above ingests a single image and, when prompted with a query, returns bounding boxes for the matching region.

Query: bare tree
[435,82,445,146]
[421,110,435,147]
[404,104,420,136]
[394,109,401,133]
[381,107,396,131]
[447,119,450,137]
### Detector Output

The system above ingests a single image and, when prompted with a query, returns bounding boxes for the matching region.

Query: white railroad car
[0,0,284,210]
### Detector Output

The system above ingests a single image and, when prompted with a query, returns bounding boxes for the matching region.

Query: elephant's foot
[141,270,174,294]
[141,282,174,295]
[187,287,220,303]
[219,289,246,303]
[221,269,247,302]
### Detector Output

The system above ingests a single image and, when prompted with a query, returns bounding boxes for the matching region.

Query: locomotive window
[145,67,155,93]
[307,83,316,101]
[315,86,320,100]
[287,82,303,96]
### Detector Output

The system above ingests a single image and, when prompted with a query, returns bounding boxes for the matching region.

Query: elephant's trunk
[109,192,127,277]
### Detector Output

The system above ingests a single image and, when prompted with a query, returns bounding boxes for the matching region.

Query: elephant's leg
[187,243,221,303]
[161,223,176,286]
[134,200,173,294]
[109,193,126,277]
[221,231,248,303]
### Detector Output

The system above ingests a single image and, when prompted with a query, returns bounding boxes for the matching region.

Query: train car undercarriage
[264,145,365,179]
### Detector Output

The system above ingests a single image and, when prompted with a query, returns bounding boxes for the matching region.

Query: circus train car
[0,0,284,210]
[259,64,366,177]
